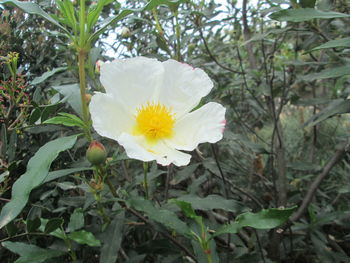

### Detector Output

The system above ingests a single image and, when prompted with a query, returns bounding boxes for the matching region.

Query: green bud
[120,27,131,38]
[86,141,107,165]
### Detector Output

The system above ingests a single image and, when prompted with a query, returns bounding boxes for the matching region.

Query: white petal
[117,133,155,162]
[100,57,164,112]
[90,92,134,140]
[118,133,191,166]
[167,102,226,151]
[158,60,213,116]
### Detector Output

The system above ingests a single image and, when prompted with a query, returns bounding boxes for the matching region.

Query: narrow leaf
[30,67,67,85]
[304,99,350,127]
[129,198,191,236]
[176,195,244,213]
[0,0,69,34]
[302,66,350,81]
[213,206,297,238]
[309,37,350,52]
[99,212,125,263]
[1,241,65,263]
[0,135,78,229]
[270,8,350,22]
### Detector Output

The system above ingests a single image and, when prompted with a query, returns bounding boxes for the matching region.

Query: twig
[198,27,243,74]
[290,141,348,222]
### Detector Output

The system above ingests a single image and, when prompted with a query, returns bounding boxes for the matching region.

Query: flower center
[134,102,175,142]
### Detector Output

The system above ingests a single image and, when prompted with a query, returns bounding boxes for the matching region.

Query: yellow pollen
[134,102,175,142]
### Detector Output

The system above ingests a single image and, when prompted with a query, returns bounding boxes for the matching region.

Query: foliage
[1,0,350,262]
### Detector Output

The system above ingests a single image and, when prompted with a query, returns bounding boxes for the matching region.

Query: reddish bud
[85,94,92,104]
[86,141,107,165]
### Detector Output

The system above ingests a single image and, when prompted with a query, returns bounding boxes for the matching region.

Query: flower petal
[158,60,213,116]
[90,92,134,140]
[167,102,226,151]
[118,133,191,166]
[100,57,164,112]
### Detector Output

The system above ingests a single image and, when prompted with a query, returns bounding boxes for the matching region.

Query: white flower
[89,57,226,166]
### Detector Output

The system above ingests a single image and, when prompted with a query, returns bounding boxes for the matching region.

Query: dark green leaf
[270,8,350,22]
[212,206,297,238]
[304,99,350,127]
[67,208,84,232]
[53,84,82,117]
[176,195,244,213]
[30,67,67,85]
[45,218,63,233]
[68,230,101,247]
[43,167,92,184]
[99,212,125,263]
[129,198,191,236]
[302,66,350,81]
[26,217,41,233]
[0,0,69,34]
[1,241,65,263]
[29,108,41,124]
[0,135,78,229]
[309,37,350,51]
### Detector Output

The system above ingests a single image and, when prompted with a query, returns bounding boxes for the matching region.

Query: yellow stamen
[134,102,175,142]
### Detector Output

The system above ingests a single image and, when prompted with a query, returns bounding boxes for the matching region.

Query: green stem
[61,227,77,261]
[79,0,86,46]
[174,10,181,61]
[206,253,213,263]
[78,50,92,141]
[143,162,149,199]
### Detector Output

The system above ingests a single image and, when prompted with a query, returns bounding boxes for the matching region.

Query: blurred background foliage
[1,0,350,262]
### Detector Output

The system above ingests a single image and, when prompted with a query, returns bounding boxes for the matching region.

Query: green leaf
[212,206,297,238]
[0,135,78,229]
[53,84,82,117]
[309,37,350,52]
[1,241,65,263]
[26,217,41,233]
[302,66,350,81]
[87,0,113,32]
[45,218,63,234]
[43,113,87,129]
[56,0,78,33]
[270,8,350,22]
[30,67,67,86]
[99,212,125,263]
[68,230,101,247]
[129,198,191,236]
[176,195,244,213]
[304,99,350,127]
[67,208,84,232]
[0,0,69,34]
[43,167,92,184]
[299,0,316,8]
[88,0,182,43]
[170,199,198,220]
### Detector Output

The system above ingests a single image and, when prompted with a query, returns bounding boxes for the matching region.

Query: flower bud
[95,60,104,74]
[86,141,107,165]
[120,27,131,38]
[85,94,92,104]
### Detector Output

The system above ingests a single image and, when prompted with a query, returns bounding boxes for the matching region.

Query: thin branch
[198,27,243,74]
[290,141,348,222]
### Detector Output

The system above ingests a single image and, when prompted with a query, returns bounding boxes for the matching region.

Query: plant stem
[174,10,181,61]
[206,253,213,263]
[78,50,92,141]
[143,162,149,199]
